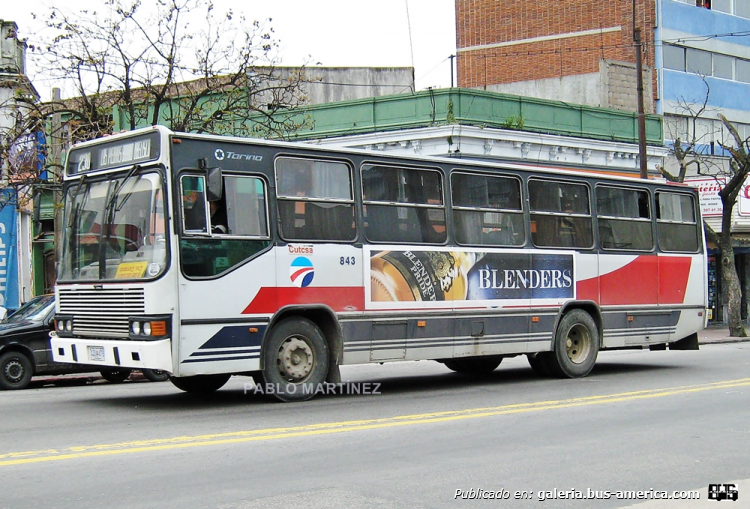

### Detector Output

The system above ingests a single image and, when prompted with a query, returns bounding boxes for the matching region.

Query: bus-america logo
[290,257,314,287]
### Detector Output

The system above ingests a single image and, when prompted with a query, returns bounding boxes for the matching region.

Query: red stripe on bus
[658,256,693,304]
[242,287,365,314]
[290,267,313,279]
[576,255,692,305]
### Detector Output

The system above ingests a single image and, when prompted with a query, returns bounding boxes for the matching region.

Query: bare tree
[22,0,311,142]
[2,0,314,289]
[662,82,750,336]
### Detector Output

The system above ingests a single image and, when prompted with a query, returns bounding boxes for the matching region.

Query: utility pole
[449,54,455,88]
[634,1,648,179]
[51,88,63,276]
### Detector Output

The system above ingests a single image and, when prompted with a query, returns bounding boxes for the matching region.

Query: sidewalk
[699,325,750,344]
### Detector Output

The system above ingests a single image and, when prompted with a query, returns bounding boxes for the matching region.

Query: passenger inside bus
[209,200,228,234]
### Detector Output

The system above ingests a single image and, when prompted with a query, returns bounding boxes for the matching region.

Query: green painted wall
[107,87,662,145]
[281,88,663,145]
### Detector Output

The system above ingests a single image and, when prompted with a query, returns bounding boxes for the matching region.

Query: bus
[50,125,708,401]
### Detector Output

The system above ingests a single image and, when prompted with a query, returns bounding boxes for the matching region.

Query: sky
[1,0,457,102]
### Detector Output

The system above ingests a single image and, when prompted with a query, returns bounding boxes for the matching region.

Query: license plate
[88,346,105,362]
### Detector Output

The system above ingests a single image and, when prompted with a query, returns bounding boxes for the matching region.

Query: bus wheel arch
[266,305,342,381]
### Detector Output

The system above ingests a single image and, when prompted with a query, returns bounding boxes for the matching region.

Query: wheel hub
[4,360,23,383]
[566,324,592,364]
[277,337,314,382]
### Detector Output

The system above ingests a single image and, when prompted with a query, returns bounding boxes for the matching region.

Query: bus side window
[656,192,699,252]
[180,175,208,233]
[275,157,356,242]
[529,179,593,248]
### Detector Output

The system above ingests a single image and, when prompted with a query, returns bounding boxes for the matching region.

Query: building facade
[456,0,657,113]
[0,20,39,309]
[455,0,750,322]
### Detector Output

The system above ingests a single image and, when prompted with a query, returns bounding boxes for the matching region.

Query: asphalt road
[1,343,749,509]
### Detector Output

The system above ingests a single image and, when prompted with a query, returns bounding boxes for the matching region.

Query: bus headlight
[128,315,171,340]
[54,315,74,337]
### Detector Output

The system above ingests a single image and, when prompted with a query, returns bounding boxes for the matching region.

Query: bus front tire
[0,351,33,390]
[170,374,230,394]
[548,309,599,378]
[443,356,502,375]
[262,317,329,402]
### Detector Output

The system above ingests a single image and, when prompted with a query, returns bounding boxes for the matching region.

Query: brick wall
[456,0,656,101]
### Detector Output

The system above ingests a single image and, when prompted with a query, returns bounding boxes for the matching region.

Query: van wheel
[170,374,230,394]
[262,318,329,402]
[548,309,599,378]
[0,351,33,390]
[100,368,132,383]
[142,369,170,382]
[443,356,502,375]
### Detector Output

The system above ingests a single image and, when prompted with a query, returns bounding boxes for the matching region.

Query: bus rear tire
[548,309,599,378]
[527,353,555,377]
[262,317,329,402]
[170,374,230,394]
[443,356,502,375]
[142,369,170,382]
[100,368,132,383]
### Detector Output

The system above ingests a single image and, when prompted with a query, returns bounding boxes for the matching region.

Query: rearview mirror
[206,167,223,202]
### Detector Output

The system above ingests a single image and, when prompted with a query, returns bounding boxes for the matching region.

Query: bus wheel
[550,309,599,378]
[0,351,33,390]
[100,368,132,383]
[527,353,554,377]
[262,318,329,402]
[170,374,230,394]
[142,369,170,382]
[443,356,502,375]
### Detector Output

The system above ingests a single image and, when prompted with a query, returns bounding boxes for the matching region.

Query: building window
[737,58,750,83]
[712,0,731,13]
[687,48,713,75]
[713,53,734,79]
[737,0,750,18]
[663,44,686,72]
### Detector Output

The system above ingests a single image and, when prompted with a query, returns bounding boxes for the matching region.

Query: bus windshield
[59,170,168,281]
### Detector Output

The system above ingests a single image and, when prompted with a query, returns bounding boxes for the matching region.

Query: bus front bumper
[50,333,173,372]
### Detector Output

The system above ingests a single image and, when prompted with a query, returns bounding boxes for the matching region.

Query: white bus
[51,125,707,401]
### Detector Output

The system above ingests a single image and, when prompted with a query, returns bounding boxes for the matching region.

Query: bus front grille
[58,288,145,339]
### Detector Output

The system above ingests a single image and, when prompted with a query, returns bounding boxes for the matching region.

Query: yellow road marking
[2,377,749,467]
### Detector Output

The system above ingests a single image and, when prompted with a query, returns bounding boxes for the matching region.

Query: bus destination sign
[67,131,160,175]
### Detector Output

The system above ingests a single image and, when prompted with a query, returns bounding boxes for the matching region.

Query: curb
[699,338,750,345]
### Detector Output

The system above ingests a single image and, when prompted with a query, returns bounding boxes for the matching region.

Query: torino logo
[478,269,572,290]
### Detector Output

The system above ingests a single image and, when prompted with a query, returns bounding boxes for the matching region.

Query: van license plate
[88,346,105,362]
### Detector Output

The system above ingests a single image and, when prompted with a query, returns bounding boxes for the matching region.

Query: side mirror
[206,167,223,202]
